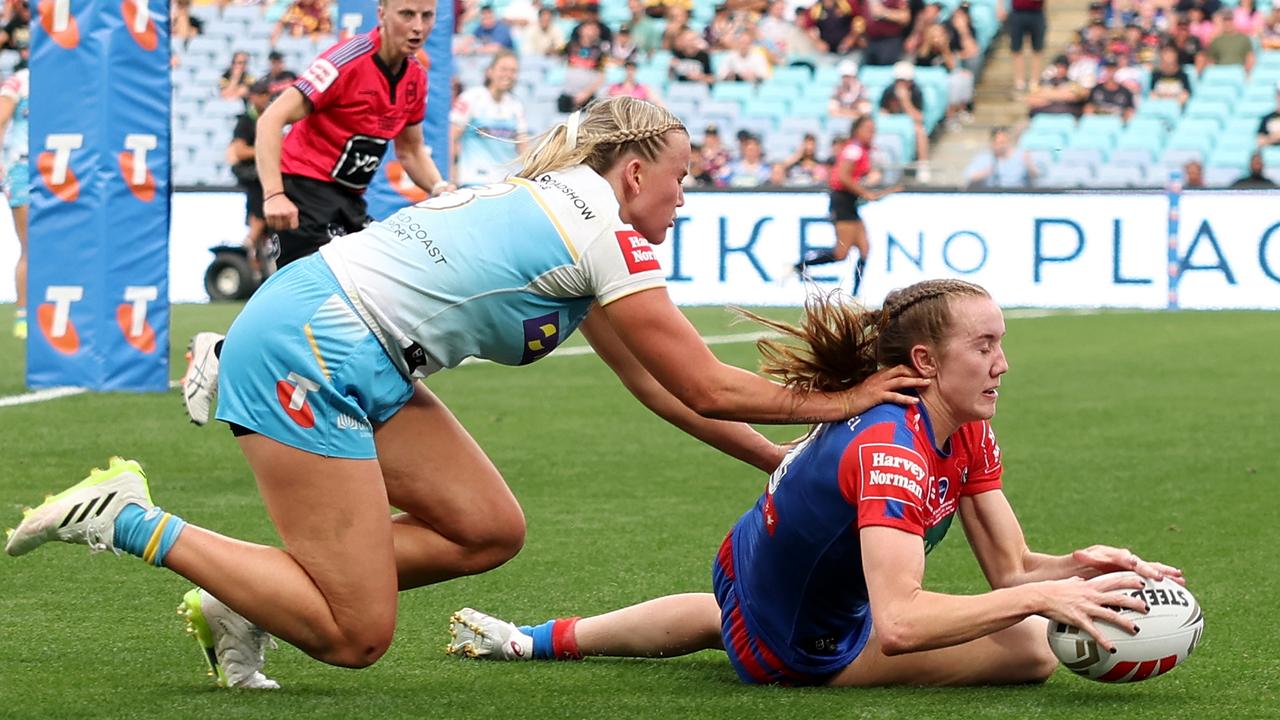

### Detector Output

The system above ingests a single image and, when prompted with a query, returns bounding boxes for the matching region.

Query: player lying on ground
[447,280,1185,686]
[3,97,927,690]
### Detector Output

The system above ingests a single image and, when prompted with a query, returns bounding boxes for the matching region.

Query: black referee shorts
[273,174,371,268]
[829,189,862,223]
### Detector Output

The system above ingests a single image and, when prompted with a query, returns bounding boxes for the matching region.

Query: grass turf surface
[0,303,1276,719]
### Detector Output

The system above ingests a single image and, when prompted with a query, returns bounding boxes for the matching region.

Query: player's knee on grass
[324,615,398,669]
[1004,616,1058,684]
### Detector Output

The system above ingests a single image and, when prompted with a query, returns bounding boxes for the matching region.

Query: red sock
[551,616,583,660]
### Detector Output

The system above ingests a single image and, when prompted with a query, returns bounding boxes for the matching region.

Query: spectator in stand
[724,133,772,187]
[947,2,981,74]
[1008,0,1046,92]
[915,23,974,126]
[1205,9,1255,71]
[219,51,256,103]
[171,0,203,46]
[522,7,566,57]
[465,4,516,54]
[878,61,930,181]
[704,3,741,51]
[718,30,772,84]
[1231,151,1277,188]
[864,0,911,65]
[227,81,274,280]
[1262,5,1280,49]
[758,1,794,55]
[557,0,599,21]
[830,59,871,120]
[669,28,715,86]
[264,51,298,98]
[1185,6,1214,45]
[451,50,528,186]
[1065,42,1098,90]
[608,59,660,102]
[1176,0,1222,18]
[498,0,538,42]
[1232,0,1264,35]
[802,0,864,56]
[1084,59,1135,121]
[559,17,606,111]
[1168,17,1206,73]
[685,144,716,187]
[660,4,691,50]
[271,0,334,45]
[1111,53,1145,96]
[628,0,664,57]
[0,0,30,51]
[1026,54,1089,117]
[1183,159,1205,188]
[700,123,732,183]
[609,24,638,65]
[568,9,613,47]
[1149,44,1191,105]
[963,127,1038,188]
[1259,84,1280,146]
[784,133,831,186]
[1079,20,1108,60]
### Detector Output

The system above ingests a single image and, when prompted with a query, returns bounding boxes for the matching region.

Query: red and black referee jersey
[282,27,428,192]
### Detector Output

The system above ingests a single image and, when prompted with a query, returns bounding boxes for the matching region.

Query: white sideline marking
[0,309,1097,407]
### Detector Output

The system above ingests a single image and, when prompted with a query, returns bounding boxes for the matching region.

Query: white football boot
[446,608,533,660]
[5,457,153,557]
[181,332,223,426]
[178,588,280,689]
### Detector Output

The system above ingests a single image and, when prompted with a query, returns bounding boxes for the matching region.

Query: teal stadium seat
[1263,145,1280,167]
[1078,114,1124,139]
[772,66,813,86]
[1192,84,1239,104]
[757,82,801,104]
[711,81,755,107]
[790,95,830,117]
[1182,99,1231,127]
[1238,99,1277,119]
[1208,145,1253,170]
[1111,146,1156,167]
[1029,113,1076,135]
[1135,98,1182,127]
[1199,65,1246,91]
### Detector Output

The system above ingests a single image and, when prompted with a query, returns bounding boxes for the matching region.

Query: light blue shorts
[5,160,28,208]
[215,254,415,459]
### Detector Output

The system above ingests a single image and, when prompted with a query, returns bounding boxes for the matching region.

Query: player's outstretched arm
[598,288,929,425]
[959,490,1185,588]
[579,307,785,473]
[394,123,452,195]
[861,525,1148,654]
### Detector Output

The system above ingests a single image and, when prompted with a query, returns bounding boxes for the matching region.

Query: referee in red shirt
[255,0,451,267]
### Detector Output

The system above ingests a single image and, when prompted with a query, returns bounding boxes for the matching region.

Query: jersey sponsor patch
[330,134,388,189]
[857,443,928,510]
[615,230,660,274]
[300,58,339,93]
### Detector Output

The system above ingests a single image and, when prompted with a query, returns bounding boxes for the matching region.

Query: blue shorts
[215,254,415,459]
[712,534,869,686]
[5,160,28,207]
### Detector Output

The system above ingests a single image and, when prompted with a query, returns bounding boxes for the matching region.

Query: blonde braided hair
[738,280,990,393]
[515,97,687,180]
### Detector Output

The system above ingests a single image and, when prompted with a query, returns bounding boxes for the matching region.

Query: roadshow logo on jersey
[615,230,660,274]
[115,286,158,353]
[39,0,81,49]
[120,0,159,51]
[519,312,560,365]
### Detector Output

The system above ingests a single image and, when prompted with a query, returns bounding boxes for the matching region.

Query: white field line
[0,308,1097,408]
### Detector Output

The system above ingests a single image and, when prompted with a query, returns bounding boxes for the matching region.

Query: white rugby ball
[1046,572,1204,683]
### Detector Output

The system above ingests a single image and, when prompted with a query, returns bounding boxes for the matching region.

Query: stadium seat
[1135,99,1182,127]
[666,81,710,104]
[710,82,754,107]
[1057,147,1104,167]
[743,99,790,124]
[790,95,830,117]
[1238,99,1277,120]
[772,66,813,86]
[779,116,824,136]
[1263,145,1280,168]
[1160,147,1205,167]
[859,66,895,88]
[1088,165,1144,187]
[1171,117,1221,140]
[1208,146,1252,170]
[1067,129,1114,154]
[757,82,801,104]
[1110,146,1155,168]
[1193,84,1240,104]
[1037,163,1092,188]
[1143,163,1176,187]
[1204,166,1243,187]
[1182,100,1231,127]
[1199,65,1246,91]
[1077,115,1123,139]
[1028,113,1076,135]
[1259,51,1280,72]
[699,99,742,121]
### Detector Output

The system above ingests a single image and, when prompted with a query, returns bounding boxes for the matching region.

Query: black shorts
[1008,10,1046,53]
[273,174,370,268]
[242,180,264,222]
[829,189,861,223]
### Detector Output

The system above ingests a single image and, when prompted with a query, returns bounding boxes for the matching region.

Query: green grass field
[0,303,1277,719]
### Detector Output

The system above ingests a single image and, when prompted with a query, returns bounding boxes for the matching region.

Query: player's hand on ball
[265,193,300,231]
[1073,545,1186,586]
[842,365,930,416]
[1039,572,1148,652]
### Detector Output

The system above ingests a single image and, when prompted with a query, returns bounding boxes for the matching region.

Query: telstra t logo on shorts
[519,312,560,365]
[276,372,320,428]
[38,286,83,355]
[116,286,158,353]
[120,0,159,51]
[38,134,83,202]
[118,134,158,201]
[39,0,81,49]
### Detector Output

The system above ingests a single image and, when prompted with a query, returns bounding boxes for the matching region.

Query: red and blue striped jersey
[726,401,1003,677]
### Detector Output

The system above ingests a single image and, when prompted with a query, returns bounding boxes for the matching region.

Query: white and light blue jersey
[450,86,527,186]
[320,164,667,378]
[1,69,29,165]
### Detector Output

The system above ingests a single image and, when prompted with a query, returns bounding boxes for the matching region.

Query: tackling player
[5,98,927,690]
[447,280,1185,687]
[181,0,453,424]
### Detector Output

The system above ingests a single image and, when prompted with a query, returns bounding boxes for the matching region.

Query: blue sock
[520,620,556,660]
[113,504,187,567]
